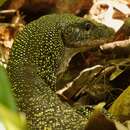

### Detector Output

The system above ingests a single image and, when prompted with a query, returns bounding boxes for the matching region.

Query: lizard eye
[84,23,92,31]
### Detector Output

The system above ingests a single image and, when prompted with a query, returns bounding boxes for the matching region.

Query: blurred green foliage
[0,65,16,111]
[0,104,27,130]
[0,0,7,7]
[0,65,27,130]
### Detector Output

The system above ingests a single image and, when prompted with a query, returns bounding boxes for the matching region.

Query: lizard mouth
[67,36,114,48]
[82,37,114,48]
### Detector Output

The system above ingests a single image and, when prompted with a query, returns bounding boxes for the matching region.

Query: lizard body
[7,14,114,129]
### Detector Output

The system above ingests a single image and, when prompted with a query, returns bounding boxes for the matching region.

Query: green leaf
[0,104,27,130]
[109,86,130,122]
[0,65,17,111]
[109,68,125,81]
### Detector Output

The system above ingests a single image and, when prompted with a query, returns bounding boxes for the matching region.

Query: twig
[0,9,16,14]
[100,39,130,52]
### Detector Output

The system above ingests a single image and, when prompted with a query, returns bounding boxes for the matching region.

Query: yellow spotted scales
[7,14,114,129]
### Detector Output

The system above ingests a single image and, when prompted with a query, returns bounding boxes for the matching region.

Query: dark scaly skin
[7,14,114,129]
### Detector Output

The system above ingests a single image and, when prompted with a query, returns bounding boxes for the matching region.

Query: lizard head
[61,15,115,48]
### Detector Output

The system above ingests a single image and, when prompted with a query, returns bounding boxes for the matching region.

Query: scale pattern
[7,14,114,129]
